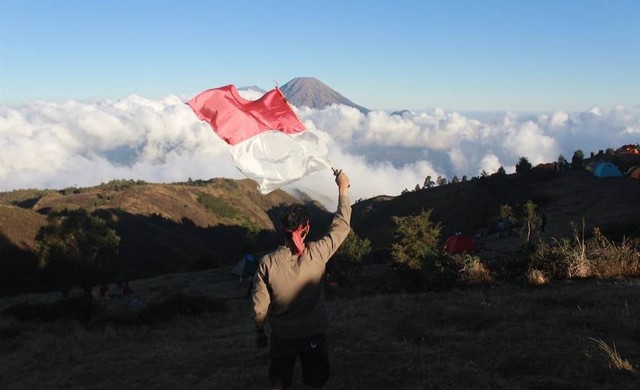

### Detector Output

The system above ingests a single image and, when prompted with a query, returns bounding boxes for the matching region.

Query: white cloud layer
[1,92,639,209]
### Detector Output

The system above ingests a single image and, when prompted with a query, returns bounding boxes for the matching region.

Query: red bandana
[285,221,310,256]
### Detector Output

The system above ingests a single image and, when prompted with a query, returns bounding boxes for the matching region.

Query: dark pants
[269,333,329,389]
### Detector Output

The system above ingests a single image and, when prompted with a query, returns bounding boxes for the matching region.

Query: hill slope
[353,169,640,249]
[2,167,640,296]
[0,179,332,295]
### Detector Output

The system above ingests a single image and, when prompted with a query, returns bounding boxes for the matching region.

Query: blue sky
[1,0,638,111]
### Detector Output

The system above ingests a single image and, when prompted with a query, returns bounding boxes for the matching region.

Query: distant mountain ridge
[390,110,415,117]
[280,77,370,114]
[238,85,266,94]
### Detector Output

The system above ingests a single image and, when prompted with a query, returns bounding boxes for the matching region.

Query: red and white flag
[187,85,331,194]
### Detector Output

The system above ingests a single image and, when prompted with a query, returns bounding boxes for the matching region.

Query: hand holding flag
[187,85,332,194]
[333,169,350,195]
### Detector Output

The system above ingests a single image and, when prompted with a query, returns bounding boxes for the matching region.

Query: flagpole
[275,85,303,128]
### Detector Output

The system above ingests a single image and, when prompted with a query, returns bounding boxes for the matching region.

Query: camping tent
[585,161,600,173]
[230,254,258,280]
[617,144,640,155]
[628,166,640,180]
[593,162,623,178]
[444,234,477,255]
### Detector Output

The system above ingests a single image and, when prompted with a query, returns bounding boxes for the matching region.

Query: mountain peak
[281,77,370,114]
[238,85,266,94]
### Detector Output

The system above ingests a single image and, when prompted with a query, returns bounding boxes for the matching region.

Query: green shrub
[390,209,442,270]
[529,239,572,279]
[330,231,371,283]
[421,253,459,291]
[422,253,493,290]
[184,178,210,186]
[36,208,120,296]
[197,193,239,219]
[61,186,83,195]
[515,157,532,173]
[99,179,145,191]
[518,200,542,246]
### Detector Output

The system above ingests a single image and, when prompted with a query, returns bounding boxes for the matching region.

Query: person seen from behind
[252,169,351,390]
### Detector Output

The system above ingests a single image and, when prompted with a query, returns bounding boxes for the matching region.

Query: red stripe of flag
[187,85,305,146]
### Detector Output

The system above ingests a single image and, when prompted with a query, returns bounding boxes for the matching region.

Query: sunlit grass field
[1,267,638,389]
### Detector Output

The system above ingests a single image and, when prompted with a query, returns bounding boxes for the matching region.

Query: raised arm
[307,170,352,262]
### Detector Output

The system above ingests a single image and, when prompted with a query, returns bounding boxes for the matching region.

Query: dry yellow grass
[0,205,46,250]
[588,337,636,372]
[527,269,548,286]
[461,257,494,285]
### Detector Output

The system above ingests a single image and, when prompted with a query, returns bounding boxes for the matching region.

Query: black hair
[281,204,310,231]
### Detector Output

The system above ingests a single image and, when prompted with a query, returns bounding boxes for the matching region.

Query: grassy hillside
[0,179,332,296]
[0,205,44,296]
[1,163,639,388]
[0,204,46,249]
[0,268,637,389]
[353,169,640,249]
[2,160,639,296]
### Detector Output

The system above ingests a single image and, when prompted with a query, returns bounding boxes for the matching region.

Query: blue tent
[230,254,258,280]
[593,162,623,178]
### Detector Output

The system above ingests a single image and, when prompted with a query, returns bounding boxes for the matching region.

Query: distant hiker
[474,232,485,251]
[541,213,547,233]
[111,282,124,298]
[99,284,108,297]
[252,169,351,390]
[496,220,506,238]
[122,281,132,296]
